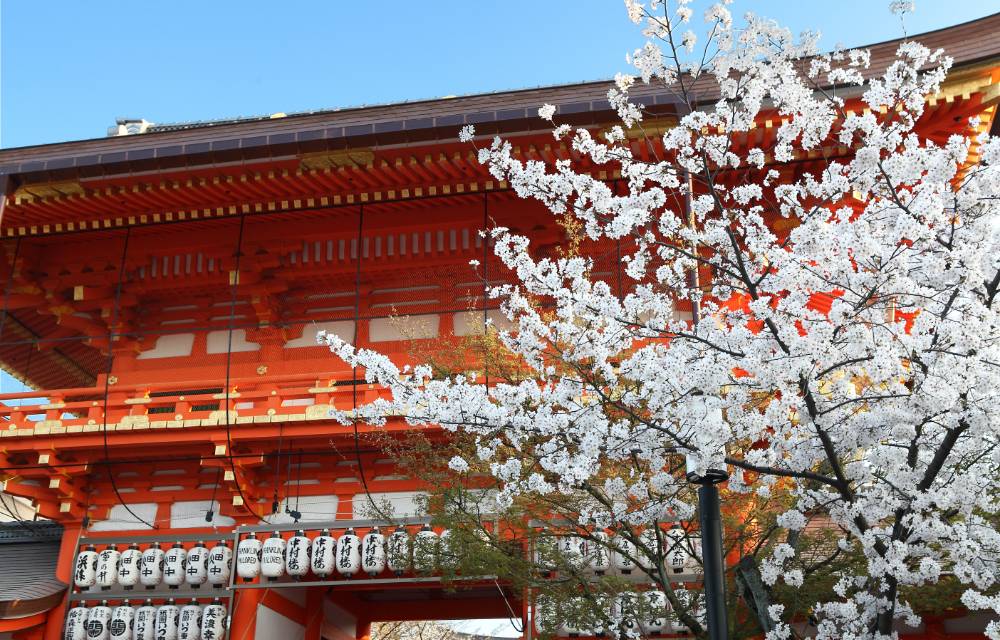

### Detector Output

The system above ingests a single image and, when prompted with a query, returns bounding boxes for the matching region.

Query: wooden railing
[0,371,393,438]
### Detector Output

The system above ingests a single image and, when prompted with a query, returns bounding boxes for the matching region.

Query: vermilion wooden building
[0,15,997,640]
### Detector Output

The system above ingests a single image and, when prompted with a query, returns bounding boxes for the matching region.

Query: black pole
[698,483,728,640]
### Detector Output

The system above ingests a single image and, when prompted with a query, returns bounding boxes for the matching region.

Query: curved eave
[0,13,997,184]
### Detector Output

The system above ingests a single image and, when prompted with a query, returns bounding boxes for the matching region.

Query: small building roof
[0,522,66,622]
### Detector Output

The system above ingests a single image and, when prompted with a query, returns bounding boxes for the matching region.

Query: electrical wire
[0,446,390,474]
[221,214,270,523]
[101,227,155,528]
[0,238,36,535]
[351,205,384,520]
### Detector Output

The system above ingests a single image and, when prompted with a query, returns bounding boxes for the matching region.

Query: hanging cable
[0,238,35,534]
[271,422,285,515]
[101,227,155,528]
[351,205,382,519]
[221,214,270,523]
[0,445,393,474]
[286,449,302,522]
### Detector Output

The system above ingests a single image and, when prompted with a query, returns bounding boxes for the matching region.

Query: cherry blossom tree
[323,1,1000,638]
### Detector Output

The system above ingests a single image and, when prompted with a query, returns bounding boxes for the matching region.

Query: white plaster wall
[206,329,260,354]
[352,491,428,519]
[256,604,304,640]
[89,503,157,531]
[452,310,514,336]
[285,321,356,348]
[369,315,439,342]
[137,333,196,359]
[268,494,339,525]
[322,600,358,640]
[171,500,236,529]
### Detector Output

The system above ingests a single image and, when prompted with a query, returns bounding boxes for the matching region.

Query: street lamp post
[684,394,730,640]
[687,464,729,640]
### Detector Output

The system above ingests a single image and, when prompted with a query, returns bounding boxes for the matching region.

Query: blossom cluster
[323,2,1000,637]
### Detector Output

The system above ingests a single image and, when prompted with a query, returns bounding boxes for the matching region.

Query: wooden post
[42,520,83,640]
[0,174,10,232]
[304,587,325,640]
[230,586,264,640]
[355,620,372,640]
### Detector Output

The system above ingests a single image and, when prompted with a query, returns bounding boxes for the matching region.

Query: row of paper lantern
[74,541,233,590]
[64,598,226,640]
[536,529,702,576]
[536,591,690,636]
[236,524,452,581]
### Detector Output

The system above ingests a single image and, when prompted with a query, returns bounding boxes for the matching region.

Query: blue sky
[0,1,995,149]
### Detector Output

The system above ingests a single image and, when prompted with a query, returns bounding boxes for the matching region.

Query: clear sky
[0,1,995,149]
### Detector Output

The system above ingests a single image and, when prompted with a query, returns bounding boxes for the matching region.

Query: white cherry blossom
[324,2,1000,637]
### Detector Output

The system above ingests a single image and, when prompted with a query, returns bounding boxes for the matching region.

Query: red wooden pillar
[304,587,325,640]
[43,520,84,640]
[231,587,264,640]
[356,620,372,640]
[0,173,10,230]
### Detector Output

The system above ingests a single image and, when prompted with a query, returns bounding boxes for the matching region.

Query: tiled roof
[0,520,62,543]
[0,13,997,179]
[0,522,66,620]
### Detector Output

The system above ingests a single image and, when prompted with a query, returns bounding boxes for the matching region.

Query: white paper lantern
[613,533,637,574]
[164,543,187,588]
[557,534,586,569]
[310,529,336,577]
[666,527,689,575]
[86,601,112,640]
[178,601,202,640]
[591,593,614,637]
[438,529,459,571]
[558,597,587,637]
[643,589,668,635]
[96,545,121,590]
[200,600,226,640]
[687,536,703,574]
[109,601,134,640]
[412,525,438,574]
[201,599,227,640]
[335,528,361,576]
[236,533,262,582]
[156,600,179,640]
[74,545,98,589]
[638,527,660,570]
[186,542,209,586]
[64,602,88,640]
[207,541,232,587]
[285,530,310,578]
[140,543,165,588]
[616,592,639,634]
[260,532,286,581]
[589,531,612,574]
[362,527,386,576]
[117,543,141,589]
[533,595,559,636]
[386,526,410,576]
[533,531,558,575]
[134,600,157,640]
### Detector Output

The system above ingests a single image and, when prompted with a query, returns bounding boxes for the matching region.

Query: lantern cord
[101,227,155,528]
[271,416,285,515]
[222,213,270,523]
[494,578,525,633]
[351,205,384,520]
[0,238,36,534]
[295,449,303,514]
